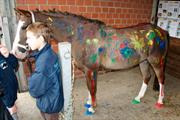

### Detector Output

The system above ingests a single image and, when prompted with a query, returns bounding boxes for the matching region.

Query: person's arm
[28,68,54,98]
[0,45,18,69]
[5,54,18,69]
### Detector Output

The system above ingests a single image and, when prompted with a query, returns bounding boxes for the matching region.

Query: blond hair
[26,22,52,42]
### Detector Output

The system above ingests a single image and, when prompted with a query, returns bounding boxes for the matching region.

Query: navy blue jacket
[0,54,18,108]
[28,44,64,113]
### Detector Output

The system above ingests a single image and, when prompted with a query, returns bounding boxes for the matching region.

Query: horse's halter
[16,10,35,52]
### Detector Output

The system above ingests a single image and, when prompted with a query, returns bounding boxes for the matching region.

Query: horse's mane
[33,9,105,26]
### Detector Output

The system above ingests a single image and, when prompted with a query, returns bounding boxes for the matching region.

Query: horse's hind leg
[132,60,151,104]
[84,69,98,114]
[148,58,165,109]
[153,75,159,91]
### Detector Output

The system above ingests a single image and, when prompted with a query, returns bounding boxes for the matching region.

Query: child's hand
[0,44,9,58]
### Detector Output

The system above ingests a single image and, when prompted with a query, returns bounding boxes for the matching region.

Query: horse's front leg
[84,69,98,115]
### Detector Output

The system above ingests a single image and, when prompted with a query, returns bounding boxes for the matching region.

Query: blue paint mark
[123,40,129,46]
[98,47,105,54]
[155,37,161,44]
[160,41,165,49]
[93,71,97,80]
[120,47,134,59]
[77,25,84,43]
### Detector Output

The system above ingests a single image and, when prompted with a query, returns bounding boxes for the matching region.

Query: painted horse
[12,9,168,114]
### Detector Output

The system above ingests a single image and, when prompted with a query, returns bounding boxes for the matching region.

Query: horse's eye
[21,26,27,30]
[21,24,29,30]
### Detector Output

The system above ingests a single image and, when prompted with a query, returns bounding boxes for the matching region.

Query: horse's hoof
[92,102,97,108]
[155,102,164,109]
[84,103,91,108]
[84,109,94,116]
[131,99,141,104]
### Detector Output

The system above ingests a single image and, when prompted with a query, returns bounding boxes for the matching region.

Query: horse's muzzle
[17,43,30,53]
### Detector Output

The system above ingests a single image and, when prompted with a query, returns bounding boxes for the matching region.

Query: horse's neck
[35,12,83,43]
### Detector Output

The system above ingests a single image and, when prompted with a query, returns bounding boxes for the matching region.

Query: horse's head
[12,9,32,59]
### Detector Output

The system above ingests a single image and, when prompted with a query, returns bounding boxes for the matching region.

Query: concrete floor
[16,67,180,120]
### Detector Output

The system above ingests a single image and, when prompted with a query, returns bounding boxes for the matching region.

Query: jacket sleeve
[28,69,54,98]
[5,54,18,69]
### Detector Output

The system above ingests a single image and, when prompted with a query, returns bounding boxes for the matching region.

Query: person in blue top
[0,44,19,120]
[0,81,13,120]
[26,22,64,120]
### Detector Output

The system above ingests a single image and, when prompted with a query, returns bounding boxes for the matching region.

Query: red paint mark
[112,35,118,40]
[91,79,96,107]
[120,43,125,48]
[87,70,96,107]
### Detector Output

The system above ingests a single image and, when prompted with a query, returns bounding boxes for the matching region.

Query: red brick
[28,5,39,10]
[26,0,37,4]
[125,14,130,18]
[50,5,59,10]
[115,19,121,24]
[93,1,100,6]
[112,14,117,18]
[101,2,108,7]
[69,6,78,13]
[108,2,114,7]
[60,6,70,12]
[78,7,86,13]
[16,0,26,4]
[48,0,58,4]
[17,6,28,10]
[76,0,84,6]
[87,7,94,13]
[102,8,108,13]
[39,5,50,10]
[84,0,92,6]
[82,13,91,18]
[95,7,102,13]
[116,8,121,13]
[99,14,106,19]
[58,0,67,5]
[92,13,99,19]
[37,0,46,4]
[66,0,76,5]
[109,8,115,13]
[106,14,112,18]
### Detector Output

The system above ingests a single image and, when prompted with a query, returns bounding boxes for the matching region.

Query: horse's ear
[14,8,24,16]
[14,8,31,17]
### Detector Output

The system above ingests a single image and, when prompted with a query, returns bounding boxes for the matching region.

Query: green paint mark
[93,38,99,45]
[107,37,112,42]
[147,31,156,40]
[99,28,107,37]
[90,54,98,63]
[131,99,141,104]
[66,26,73,35]
[108,32,114,36]
[86,39,91,45]
[131,40,144,49]
[111,58,116,63]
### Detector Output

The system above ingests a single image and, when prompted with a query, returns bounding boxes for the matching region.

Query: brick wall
[16,0,153,28]
[16,0,153,79]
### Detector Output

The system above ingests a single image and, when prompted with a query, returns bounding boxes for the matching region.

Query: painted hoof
[84,109,94,116]
[131,99,141,104]
[84,103,91,108]
[155,102,164,109]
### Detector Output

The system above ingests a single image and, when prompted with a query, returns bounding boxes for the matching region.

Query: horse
[12,9,168,114]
